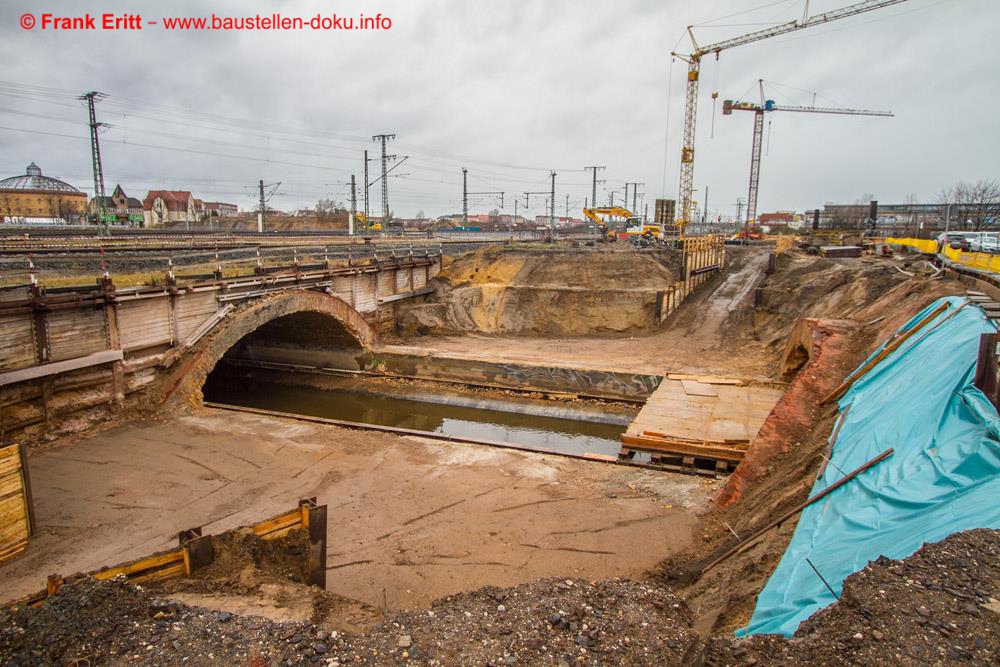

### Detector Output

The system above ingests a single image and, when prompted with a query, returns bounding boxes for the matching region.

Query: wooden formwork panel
[0,286,29,303]
[331,276,354,305]
[377,270,395,298]
[413,265,428,290]
[395,267,412,293]
[175,291,219,341]
[354,274,378,313]
[0,444,31,565]
[428,262,441,279]
[117,298,173,351]
[0,314,36,371]
[46,308,108,362]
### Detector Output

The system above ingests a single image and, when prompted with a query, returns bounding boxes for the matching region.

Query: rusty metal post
[299,497,328,588]
[178,526,214,574]
[974,332,1000,407]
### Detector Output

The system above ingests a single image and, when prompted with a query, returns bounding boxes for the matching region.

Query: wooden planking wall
[330,276,354,305]
[377,270,394,299]
[118,298,174,351]
[354,274,377,312]
[394,267,413,293]
[0,315,36,371]
[47,308,109,362]
[413,265,428,290]
[175,291,220,342]
[0,443,31,565]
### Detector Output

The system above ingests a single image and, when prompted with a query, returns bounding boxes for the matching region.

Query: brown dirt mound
[396,245,683,337]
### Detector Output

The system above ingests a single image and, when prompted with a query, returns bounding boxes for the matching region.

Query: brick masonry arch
[162,290,376,408]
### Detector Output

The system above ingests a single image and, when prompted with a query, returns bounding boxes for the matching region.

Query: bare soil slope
[396,245,683,337]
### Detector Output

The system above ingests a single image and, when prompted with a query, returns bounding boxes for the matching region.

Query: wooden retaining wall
[657,235,727,323]
[8,498,327,607]
[0,256,439,444]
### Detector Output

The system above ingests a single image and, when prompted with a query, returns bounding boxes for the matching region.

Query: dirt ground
[2,409,719,610]
[388,248,950,380]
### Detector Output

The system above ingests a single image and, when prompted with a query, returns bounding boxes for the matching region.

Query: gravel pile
[0,577,696,666]
[702,528,1000,665]
[340,578,697,665]
[2,529,998,666]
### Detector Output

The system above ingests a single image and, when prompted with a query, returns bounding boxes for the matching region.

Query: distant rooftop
[0,163,82,194]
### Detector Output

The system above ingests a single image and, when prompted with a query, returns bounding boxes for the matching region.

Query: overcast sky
[0,0,996,220]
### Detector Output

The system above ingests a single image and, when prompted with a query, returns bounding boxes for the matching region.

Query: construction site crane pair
[670,0,910,236]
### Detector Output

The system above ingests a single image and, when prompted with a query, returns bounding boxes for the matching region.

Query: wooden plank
[669,373,743,385]
[47,307,109,362]
[0,314,36,372]
[92,549,185,580]
[0,350,123,386]
[251,510,303,538]
[117,298,173,351]
[620,434,746,462]
[681,380,719,397]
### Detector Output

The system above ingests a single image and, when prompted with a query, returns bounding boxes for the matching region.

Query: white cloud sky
[0,0,996,220]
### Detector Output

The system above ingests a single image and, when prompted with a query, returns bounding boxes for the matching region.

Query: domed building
[0,163,88,224]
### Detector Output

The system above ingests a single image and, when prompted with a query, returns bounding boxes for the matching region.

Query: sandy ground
[2,409,719,609]
[385,250,773,379]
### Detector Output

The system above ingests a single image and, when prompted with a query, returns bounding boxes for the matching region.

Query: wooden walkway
[620,375,784,473]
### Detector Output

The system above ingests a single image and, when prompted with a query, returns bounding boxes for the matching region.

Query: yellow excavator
[583,207,661,241]
[354,212,383,232]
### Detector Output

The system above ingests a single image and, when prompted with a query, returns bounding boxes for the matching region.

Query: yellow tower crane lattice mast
[670,0,910,237]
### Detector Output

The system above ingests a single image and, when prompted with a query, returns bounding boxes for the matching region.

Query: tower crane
[724,80,893,237]
[670,0,910,236]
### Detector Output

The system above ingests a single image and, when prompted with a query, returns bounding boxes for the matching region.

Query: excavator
[583,207,661,242]
[354,212,383,233]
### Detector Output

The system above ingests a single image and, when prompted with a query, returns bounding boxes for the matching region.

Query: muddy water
[204,379,626,457]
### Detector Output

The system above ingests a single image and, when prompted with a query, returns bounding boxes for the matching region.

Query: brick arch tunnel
[164,290,377,407]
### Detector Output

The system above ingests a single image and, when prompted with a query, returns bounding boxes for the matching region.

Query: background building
[205,202,239,218]
[143,190,197,227]
[0,163,87,224]
[89,184,144,227]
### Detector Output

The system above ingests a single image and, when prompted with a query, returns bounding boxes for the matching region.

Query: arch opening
[203,310,369,403]
[165,291,376,407]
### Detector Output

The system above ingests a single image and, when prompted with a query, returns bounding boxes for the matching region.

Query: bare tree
[939,180,1000,231]
[315,198,345,219]
[46,196,75,223]
[0,194,15,223]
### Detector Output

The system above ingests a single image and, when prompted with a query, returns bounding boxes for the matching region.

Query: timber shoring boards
[0,443,32,565]
[6,498,327,607]
[620,378,784,470]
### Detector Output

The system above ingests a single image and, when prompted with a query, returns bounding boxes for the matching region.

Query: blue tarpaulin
[740,296,1000,637]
